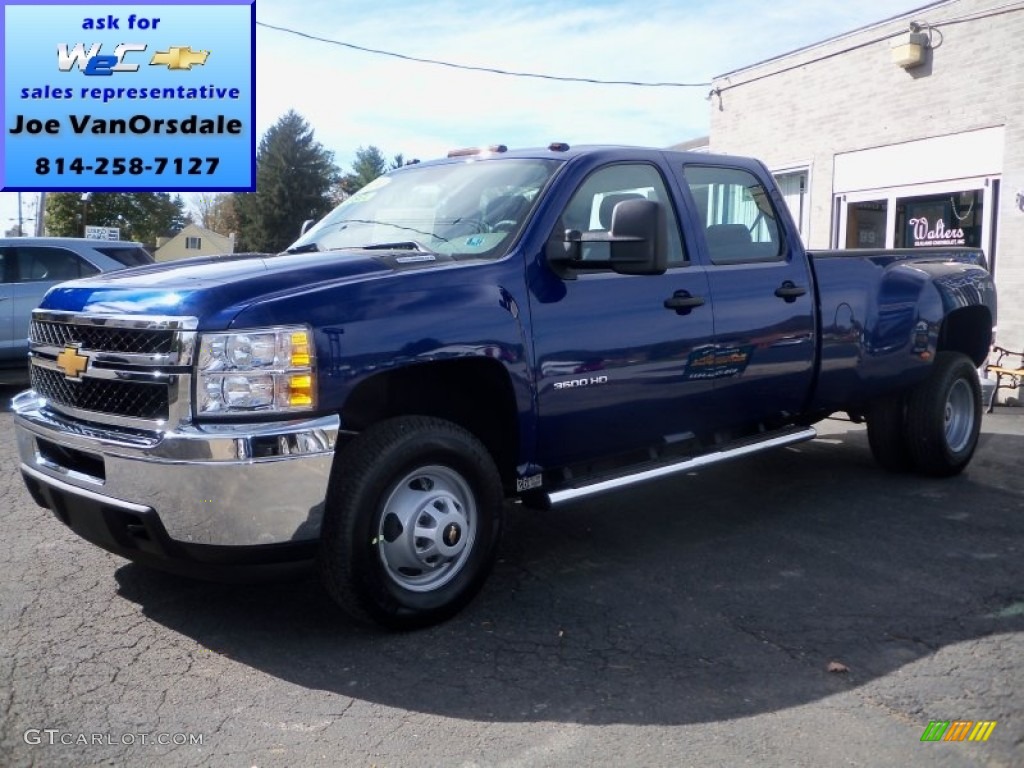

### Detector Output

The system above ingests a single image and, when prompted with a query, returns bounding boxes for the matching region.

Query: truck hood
[39,250,392,325]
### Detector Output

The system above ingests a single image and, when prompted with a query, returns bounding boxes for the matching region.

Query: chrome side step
[544,426,817,507]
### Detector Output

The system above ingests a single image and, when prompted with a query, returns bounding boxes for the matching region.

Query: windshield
[287,158,562,259]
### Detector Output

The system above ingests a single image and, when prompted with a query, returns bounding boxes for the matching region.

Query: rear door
[677,163,816,430]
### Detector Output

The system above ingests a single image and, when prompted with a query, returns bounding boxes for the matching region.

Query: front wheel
[905,352,982,477]
[319,416,503,629]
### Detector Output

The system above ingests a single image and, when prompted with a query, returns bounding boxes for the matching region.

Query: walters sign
[908,217,966,247]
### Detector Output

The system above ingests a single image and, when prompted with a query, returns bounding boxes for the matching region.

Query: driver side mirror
[546,199,667,276]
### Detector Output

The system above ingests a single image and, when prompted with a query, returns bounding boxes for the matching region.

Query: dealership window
[185,236,202,250]
[774,170,809,240]
[837,180,996,267]
[846,200,887,249]
[894,190,983,248]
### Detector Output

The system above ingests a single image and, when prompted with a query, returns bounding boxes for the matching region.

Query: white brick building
[709,0,1024,353]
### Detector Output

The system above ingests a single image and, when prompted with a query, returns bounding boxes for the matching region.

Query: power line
[925,0,1024,27]
[714,1,1024,95]
[255,20,711,88]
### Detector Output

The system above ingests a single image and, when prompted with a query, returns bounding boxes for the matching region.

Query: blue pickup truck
[13,145,996,628]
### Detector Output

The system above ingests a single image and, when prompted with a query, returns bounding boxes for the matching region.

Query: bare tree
[190,192,239,235]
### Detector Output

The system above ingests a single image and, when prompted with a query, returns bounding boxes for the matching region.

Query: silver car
[0,237,153,382]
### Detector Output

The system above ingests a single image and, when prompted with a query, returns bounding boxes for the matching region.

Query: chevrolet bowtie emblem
[56,345,89,379]
[150,46,209,70]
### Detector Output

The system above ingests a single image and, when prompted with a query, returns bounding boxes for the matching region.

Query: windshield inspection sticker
[0,0,256,191]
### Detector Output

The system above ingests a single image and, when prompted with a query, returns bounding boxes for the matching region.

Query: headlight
[196,326,315,414]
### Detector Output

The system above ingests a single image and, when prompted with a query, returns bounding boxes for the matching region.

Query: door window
[684,166,783,264]
[560,164,687,265]
[15,247,98,282]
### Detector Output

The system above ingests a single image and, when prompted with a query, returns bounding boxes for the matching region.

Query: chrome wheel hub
[944,379,974,453]
[377,465,476,592]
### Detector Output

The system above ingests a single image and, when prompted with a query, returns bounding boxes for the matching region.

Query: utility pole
[35,192,46,236]
[17,191,22,236]
[81,192,92,236]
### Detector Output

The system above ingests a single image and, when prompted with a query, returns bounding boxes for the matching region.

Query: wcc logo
[57,43,148,75]
[57,44,209,75]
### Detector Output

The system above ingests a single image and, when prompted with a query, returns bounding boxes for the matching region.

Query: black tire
[866,393,912,472]
[319,416,503,630]
[905,351,982,477]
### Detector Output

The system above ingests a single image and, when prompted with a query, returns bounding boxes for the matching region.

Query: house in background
[154,223,235,261]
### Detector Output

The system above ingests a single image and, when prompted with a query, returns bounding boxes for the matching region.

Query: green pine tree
[339,146,406,196]
[233,110,340,252]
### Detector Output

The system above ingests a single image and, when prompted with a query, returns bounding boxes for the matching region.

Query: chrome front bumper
[14,390,341,547]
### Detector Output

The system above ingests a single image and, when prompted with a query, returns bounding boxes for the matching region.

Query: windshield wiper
[335,219,449,243]
[359,240,435,253]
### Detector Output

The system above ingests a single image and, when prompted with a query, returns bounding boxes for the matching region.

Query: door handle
[774,281,807,302]
[664,291,705,314]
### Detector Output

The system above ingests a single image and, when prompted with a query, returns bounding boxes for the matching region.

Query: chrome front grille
[28,311,198,429]
[30,320,175,355]
[30,365,170,420]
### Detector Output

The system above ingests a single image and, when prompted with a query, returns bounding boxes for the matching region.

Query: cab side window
[15,247,98,282]
[683,166,783,264]
[560,164,687,266]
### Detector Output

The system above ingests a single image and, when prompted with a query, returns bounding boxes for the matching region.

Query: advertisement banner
[1,0,255,191]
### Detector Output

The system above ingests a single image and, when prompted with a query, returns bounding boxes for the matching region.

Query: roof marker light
[446,144,508,158]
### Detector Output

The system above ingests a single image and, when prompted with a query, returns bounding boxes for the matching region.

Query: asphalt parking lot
[1,382,1022,768]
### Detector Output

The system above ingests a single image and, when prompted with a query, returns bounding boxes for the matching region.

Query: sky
[1,0,938,234]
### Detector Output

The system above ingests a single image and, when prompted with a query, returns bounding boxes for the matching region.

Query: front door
[529,162,718,468]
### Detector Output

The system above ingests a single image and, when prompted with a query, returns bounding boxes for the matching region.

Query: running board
[543,426,817,507]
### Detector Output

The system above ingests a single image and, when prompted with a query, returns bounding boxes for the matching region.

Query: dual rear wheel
[866,352,982,477]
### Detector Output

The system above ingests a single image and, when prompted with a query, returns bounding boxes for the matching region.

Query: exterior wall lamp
[891,23,930,69]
